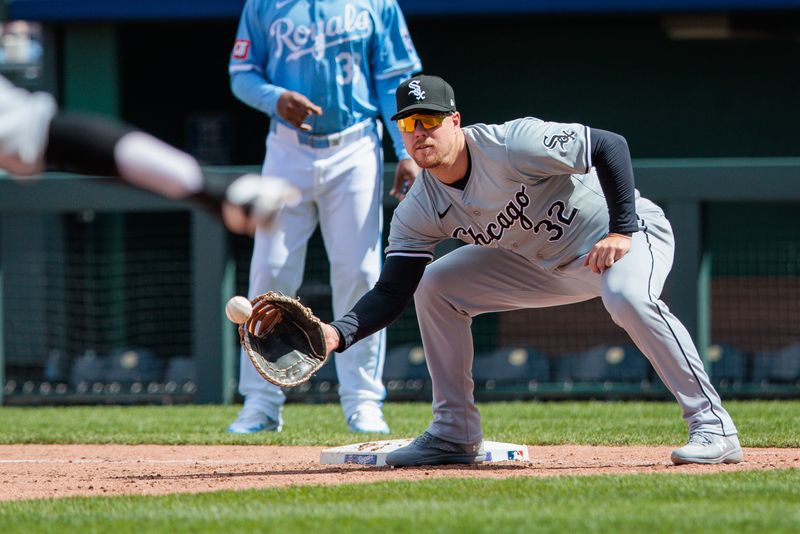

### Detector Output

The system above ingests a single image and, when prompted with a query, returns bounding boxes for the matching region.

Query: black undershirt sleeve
[45,113,224,218]
[589,128,639,235]
[329,254,429,351]
[45,113,134,176]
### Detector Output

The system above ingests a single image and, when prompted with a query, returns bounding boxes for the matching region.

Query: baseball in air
[225,296,253,324]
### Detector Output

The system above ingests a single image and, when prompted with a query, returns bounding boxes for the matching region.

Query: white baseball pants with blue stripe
[415,199,737,446]
[237,121,387,422]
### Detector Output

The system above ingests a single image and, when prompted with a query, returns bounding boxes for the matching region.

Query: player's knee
[414,264,453,305]
[601,287,646,326]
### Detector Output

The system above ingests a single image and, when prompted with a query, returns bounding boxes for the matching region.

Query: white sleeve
[0,75,57,176]
[386,189,444,261]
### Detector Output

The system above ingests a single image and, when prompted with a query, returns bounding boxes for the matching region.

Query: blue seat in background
[383,343,429,381]
[383,344,430,393]
[165,356,196,385]
[473,346,550,388]
[69,351,108,387]
[705,343,748,386]
[752,343,800,384]
[105,348,164,385]
[555,344,651,383]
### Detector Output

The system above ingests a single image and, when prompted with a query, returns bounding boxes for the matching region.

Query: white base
[320,439,529,467]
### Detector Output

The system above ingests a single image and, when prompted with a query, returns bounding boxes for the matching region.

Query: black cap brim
[390,103,454,121]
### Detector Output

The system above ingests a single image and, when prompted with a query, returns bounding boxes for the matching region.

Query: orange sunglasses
[395,113,449,133]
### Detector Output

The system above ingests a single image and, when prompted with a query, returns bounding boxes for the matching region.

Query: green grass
[0,470,798,533]
[0,401,797,531]
[0,400,797,447]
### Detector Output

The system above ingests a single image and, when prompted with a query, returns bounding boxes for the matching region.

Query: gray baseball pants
[414,199,737,446]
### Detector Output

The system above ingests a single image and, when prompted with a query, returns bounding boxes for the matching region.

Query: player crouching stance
[0,74,298,234]
[318,74,742,467]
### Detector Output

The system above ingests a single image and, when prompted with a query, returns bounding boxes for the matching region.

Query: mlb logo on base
[507,450,525,461]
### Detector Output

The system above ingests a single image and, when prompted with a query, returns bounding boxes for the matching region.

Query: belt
[270,120,375,149]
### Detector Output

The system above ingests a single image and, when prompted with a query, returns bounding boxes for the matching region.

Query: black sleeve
[45,113,134,176]
[590,128,639,235]
[329,255,429,351]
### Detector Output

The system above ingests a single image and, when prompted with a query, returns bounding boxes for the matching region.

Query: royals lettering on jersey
[387,117,629,271]
[270,3,373,61]
[229,0,421,135]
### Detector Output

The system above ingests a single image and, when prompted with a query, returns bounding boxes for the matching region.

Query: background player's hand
[322,323,341,355]
[222,174,300,235]
[277,91,322,131]
[390,158,420,200]
[584,233,632,274]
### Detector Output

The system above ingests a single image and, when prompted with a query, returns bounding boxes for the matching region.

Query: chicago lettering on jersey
[451,184,533,245]
[270,3,373,61]
[451,184,580,246]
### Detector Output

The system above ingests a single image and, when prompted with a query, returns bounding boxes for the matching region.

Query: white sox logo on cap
[408,80,426,100]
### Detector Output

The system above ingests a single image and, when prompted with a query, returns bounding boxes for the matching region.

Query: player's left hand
[222,174,301,235]
[390,158,420,200]
[584,233,632,274]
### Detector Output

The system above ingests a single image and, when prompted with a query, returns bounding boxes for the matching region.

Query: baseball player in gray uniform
[319,74,742,466]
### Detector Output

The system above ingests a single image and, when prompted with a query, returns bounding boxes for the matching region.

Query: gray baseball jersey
[0,74,56,176]
[384,116,737,447]
[388,117,639,269]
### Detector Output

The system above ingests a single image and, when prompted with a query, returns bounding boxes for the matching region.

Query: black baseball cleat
[386,431,486,467]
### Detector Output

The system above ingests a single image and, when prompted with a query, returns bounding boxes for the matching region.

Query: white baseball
[225,296,253,324]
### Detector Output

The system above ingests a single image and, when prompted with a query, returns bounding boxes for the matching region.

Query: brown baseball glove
[238,291,328,387]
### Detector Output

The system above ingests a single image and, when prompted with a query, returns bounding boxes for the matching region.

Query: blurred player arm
[46,113,299,235]
[327,254,429,353]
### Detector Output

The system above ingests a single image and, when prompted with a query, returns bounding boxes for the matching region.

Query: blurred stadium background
[1,0,800,405]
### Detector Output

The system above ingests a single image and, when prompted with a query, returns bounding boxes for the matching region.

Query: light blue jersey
[229,0,421,158]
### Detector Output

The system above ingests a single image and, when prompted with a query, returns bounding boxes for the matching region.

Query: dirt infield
[1,444,798,501]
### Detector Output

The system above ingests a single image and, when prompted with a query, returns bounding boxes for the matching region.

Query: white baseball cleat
[227,406,283,434]
[346,409,390,434]
[222,174,301,235]
[671,433,743,465]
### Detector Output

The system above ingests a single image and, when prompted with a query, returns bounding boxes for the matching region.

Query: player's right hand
[222,174,301,235]
[277,91,323,132]
[583,233,632,274]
